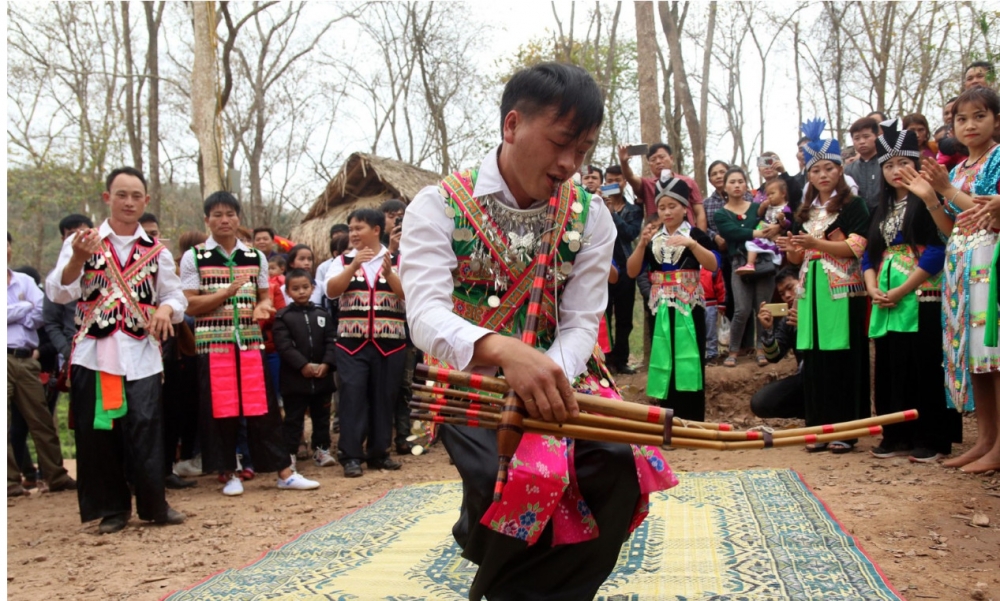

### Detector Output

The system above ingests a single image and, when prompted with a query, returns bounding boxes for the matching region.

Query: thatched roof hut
[292,152,441,261]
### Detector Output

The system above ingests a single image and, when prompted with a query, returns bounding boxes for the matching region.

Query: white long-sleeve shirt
[45,220,187,379]
[398,146,614,381]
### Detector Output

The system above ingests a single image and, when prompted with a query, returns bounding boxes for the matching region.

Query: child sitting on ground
[736,178,793,274]
[273,269,338,468]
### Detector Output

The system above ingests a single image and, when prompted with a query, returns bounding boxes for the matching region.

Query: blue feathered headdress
[801,118,841,170]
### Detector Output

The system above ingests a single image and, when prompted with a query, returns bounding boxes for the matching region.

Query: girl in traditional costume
[627,176,718,421]
[782,119,871,453]
[862,119,961,462]
[910,86,1000,473]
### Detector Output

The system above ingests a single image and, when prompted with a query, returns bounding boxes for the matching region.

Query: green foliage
[25,394,76,461]
[6,164,103,272]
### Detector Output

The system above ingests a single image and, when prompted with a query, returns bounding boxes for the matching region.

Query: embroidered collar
[651,221,691,265]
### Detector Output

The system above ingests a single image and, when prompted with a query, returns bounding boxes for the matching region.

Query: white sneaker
[313,448,337,467]
[174,456,203,477]
[222,476,244,496]
[277,472,320,490]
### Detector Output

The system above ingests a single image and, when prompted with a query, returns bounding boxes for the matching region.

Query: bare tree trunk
[191,1,224,196]
[634,1,661,178]
[121,2,143,170]
[144,1,163,215]
[697,1,716,192]
[793,20,802,129]
[658,1,705,189]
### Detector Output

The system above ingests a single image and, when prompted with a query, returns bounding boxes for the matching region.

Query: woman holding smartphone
[781,119,871,453]
[753,152,804,212]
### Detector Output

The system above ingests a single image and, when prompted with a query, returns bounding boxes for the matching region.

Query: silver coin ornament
[487,295,501,308]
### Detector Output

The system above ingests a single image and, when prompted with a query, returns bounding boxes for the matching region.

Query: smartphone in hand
[762,302,789,316]
[626,144,648,156]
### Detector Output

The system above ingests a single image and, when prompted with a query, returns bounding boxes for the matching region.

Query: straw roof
[291,152,441,261]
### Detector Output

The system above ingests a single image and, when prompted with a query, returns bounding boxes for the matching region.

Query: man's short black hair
[584,165,603,181]
[329,223,349,238]
[647,142,672,158]
[252,227,276,239]
[203,191,242,217]
[105,166,147,193]
[347,207,385,234]
[849,117,880,136]
[378,198,407,214]
[866,111,887,122]
[605,165,623,176]
[966,61,995,75]
[499,62,604,139]
[775,267,799,286]
[58,214,94,236]
[285,268,313,287]
[138,212,158,225]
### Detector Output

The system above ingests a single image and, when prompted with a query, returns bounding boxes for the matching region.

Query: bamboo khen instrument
[412,365,920,451]
[489,189,564,503]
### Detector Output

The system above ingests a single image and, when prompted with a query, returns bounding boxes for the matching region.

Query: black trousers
[605,275,637,368]
[71,366,168,523]
[441,425,641,601]
[282,392,332,455]
[750,371,806,419]
[393,345,420,447]
[197,353,290,474]
[336,344,405,462]
[162,354,200,474]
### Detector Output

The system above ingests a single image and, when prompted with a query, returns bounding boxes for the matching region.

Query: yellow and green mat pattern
[165,469,903,600]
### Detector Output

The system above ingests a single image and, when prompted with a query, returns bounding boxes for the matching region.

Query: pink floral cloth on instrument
[481,358,679,546]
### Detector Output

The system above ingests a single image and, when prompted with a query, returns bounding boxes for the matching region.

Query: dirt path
[7,356,1000,600]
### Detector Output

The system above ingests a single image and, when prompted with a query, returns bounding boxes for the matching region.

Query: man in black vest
[324,208,407,478]
[46,167,186,533]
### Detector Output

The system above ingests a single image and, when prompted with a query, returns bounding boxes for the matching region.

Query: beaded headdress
[654,173,692,207]
[801,118,842,170]
[876,118,922,165]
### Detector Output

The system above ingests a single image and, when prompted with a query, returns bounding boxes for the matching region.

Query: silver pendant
[559,263,573,275]
[487,295,501,308]
[571,202,583,214]
[568,240,581,253]
[444,206,456,219]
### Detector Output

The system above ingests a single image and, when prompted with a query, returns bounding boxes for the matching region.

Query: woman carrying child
[627,176,718,421]
[780,119,871,454]
[715,168,782,368]
[736,176,793,276]
[908,87,1000,473]
[862,118,961,463]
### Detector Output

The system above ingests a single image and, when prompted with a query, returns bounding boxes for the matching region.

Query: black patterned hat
[876,118,921,165]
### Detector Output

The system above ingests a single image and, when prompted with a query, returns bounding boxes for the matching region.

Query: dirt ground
[7,355,1000,601]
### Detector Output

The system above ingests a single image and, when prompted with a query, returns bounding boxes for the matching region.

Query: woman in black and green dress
[627,176,718,421]
[781,119,871,453]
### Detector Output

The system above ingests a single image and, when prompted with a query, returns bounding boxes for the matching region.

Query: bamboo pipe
[414,389,919,444]
[410,411,885,452]
[415,363,733,431]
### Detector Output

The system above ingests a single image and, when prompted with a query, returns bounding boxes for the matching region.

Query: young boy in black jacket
[273,269,338,468]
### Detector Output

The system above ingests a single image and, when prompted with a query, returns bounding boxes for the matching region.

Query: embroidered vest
[881,244,943,301]
[192,244,265,354]
[336,254,407,355]
[648,270,705,314]
[75,237,162,340]
[441,170,590,350]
